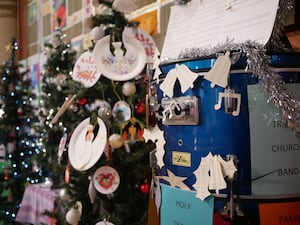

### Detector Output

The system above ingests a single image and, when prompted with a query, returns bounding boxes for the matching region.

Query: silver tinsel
[162,0,299,136]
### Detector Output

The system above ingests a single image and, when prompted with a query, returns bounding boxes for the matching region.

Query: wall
[26,0,173,58]
[0,0,17,63]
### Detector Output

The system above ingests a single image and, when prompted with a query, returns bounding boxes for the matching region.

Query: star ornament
[157,169,190,191]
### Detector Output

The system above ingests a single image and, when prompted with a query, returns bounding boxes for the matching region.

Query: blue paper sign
[160,184,214,225]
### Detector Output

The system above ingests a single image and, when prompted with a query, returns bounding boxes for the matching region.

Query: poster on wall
[130,10,158,36]
[248,84,300,196]
[27,54,40,109]
[83,0,93,18]
[71,35,83,58]
[51,0,67,30]
[28,0,37,26]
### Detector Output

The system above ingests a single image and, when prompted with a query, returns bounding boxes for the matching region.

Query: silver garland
[164,0,299,136]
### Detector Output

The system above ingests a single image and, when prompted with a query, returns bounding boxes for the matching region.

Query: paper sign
[259,201,300,225]
[161,0,279,60]
[248,84,300,196]
[160,184,214,225]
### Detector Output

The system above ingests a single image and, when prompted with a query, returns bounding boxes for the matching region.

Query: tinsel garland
[177,41,299,137]
[165,0,299,136]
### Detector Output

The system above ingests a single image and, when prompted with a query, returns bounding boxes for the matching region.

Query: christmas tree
[37,1,156,224]
[0,39,42,225]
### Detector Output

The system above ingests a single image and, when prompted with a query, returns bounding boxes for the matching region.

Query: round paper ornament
[123,27,157,63]
[68,117,107,171]
[112,101,131,123]
[72,51,101,88]
[93,35,146,81]
[93,166,120,194]
[122,81,136,96]
[90,25,105,41]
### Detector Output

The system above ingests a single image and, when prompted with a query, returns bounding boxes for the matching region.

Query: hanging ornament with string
[140,180,150,194]
[134,100,146,115]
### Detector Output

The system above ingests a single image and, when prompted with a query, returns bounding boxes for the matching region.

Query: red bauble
[134,101,146,115]
[79,96,88,106]
[17,107,23,116]
[140,181,150,194]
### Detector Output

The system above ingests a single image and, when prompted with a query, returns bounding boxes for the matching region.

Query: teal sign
[248,84,300,196]
[160,184,214,225]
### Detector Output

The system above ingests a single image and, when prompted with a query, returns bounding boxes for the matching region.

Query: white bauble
[59,188,70,201]
[108,134,123,149]
[90,26,105,41]
[122,82,136,96]
[65,208,81,224]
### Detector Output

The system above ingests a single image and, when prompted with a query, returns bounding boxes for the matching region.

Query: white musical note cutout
[214,89,241,116]
[161,99,181,122]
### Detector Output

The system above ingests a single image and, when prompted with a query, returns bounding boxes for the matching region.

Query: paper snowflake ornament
[143,125,165,168]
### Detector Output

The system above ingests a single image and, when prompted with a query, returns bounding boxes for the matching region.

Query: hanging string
[111,80,122,101]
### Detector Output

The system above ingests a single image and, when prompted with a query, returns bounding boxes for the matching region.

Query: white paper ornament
[93,166,120,194]
[108,134,123,149]
[122,81,136,96]
[72,51,101,88]
[112,101,131,122]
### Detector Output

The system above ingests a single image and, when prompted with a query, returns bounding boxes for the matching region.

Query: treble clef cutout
[214,90,241,116]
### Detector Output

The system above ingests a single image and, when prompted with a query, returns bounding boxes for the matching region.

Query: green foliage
[37,3,154,224]
[0,38,40,224]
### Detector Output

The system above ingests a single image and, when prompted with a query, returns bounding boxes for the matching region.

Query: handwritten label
[259,202,300,225]
[172,151,191,167]
[160,184,214,225]
[248,84,300,196]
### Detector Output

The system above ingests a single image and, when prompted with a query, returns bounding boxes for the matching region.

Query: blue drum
[156,53,300,196]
